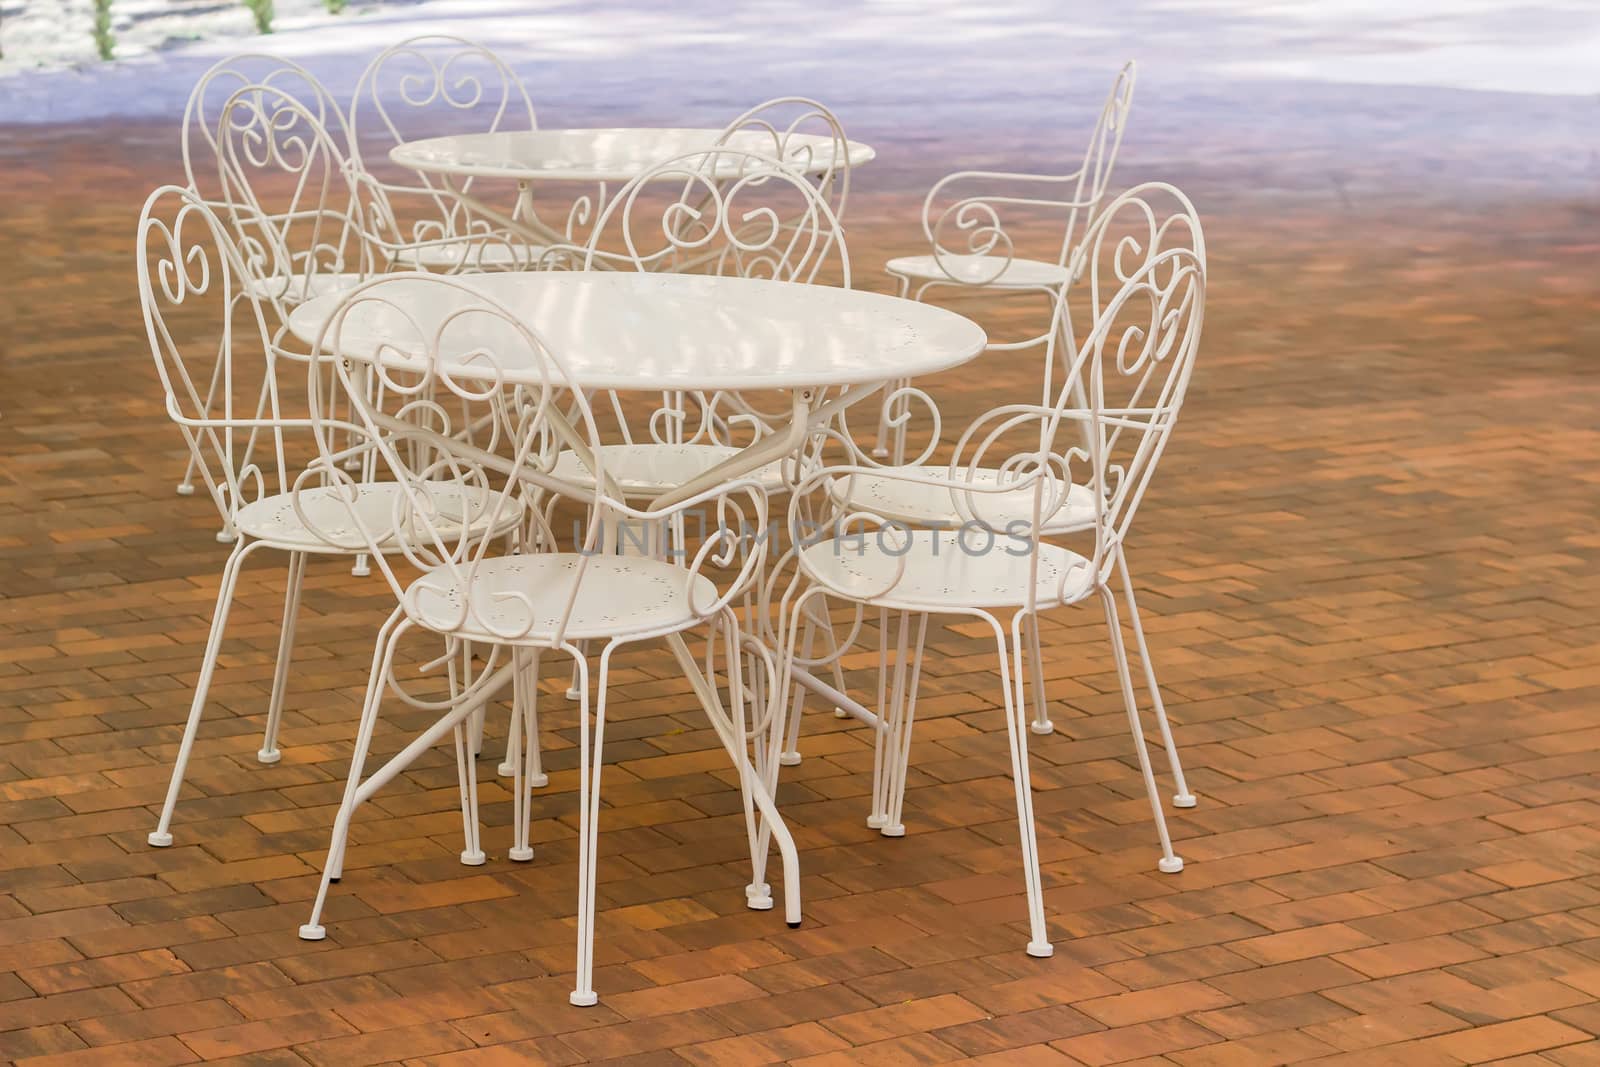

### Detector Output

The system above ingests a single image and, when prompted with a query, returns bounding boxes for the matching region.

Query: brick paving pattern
[0,59,1597,1067]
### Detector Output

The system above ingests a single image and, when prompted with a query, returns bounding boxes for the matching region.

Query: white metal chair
[180,53,351,212]
[831,184,1203,771]
[211,82,378,318]
[174,63,366,498]
[293,275,799,1008]
[544,135,853,502]
[770,182,1206,956]
[885,61,1135,324]
[183,81,520,509]
[875,63,1136,461]
[136,187,523,850]
[349,34,542,272]
[713,96,855,252]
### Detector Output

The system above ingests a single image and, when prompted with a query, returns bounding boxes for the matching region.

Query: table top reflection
[286,272,985,392]
[388,127,876,182]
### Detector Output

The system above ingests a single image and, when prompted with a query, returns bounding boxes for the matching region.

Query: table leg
[666,629,801,926]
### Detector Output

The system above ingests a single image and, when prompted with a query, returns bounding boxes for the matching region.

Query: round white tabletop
[286,273,985,392]
[388,128,876,183]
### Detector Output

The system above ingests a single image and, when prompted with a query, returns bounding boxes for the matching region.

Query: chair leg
[176,353,225,497]
[523,648,547,790]
[669,625,803,929]
[1116,550,1196,808]
[881,613,929,837]
[508,646,543,863]
[783,595,852,758]
[258,550,307,765]
[499,646,548,784]
[148,540,259,848]
[452,722,485,867]
[570,644,608,1007]
[1098,587,1185,875]
[497,675,520,777]
[724,617,771,912]
[465,641,486,758]
[779,613,818,766]
[304,622,512,940]
[1026,613,1054,736]
[996,616,1052,957]
[566,640,587,700]
[449,648,485,867]
[468,701,488,759]
[866,607,900,831]
[299,610,410,938]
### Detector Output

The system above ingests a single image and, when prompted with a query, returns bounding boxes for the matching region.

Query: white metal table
[289,271,978,507]
[387,127,876,247]
[288,270,986,906]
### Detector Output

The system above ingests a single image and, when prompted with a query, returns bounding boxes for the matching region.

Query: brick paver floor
[1,40,1597,1067]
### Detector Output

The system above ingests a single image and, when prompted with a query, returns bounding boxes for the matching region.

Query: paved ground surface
[1,7,1599,1065]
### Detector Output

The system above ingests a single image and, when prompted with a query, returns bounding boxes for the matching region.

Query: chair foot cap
[461,850,487,866]
[1027,940,1055,958]
[787,919,802,929]
[527,773,549,788]
[1030,720,1055,735]
[833,707,849,718]
[496,761,516,777]
[350,564,371,578]
[1173,793,1197,808]
[865,814,887,829]
[146,831,173,848]
[508,846,534,863]
[779,751,802,767]
[881,824,906,838]
[298,924,326,941]
[747,894,773,911]
[256,748,281,765]
[215,530,237,544]
[568,991,598,1007]
[176,483,196,496]
[564,687,582,700]
[1158,856,1185,874]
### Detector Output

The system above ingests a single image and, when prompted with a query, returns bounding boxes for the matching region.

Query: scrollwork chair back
[808,180,1204,614]
[182,54,349,209]
[576,144,850,284]
[1067,183,1205,558]
[304,275,588,642]
[138,185,302,536]
[303,275,772,645]
[713,97,854,254]
[214,83,375,317]
[348,36,539,270]
[554,144,851,452]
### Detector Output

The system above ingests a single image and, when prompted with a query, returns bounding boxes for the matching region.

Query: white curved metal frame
[293,274,803,1007]
[770,182,1206,956]
[182,53,350,209]
[544,140,852,487]
[348,35,544,273]
[876,62,1137,460]
[137,187,519,854]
